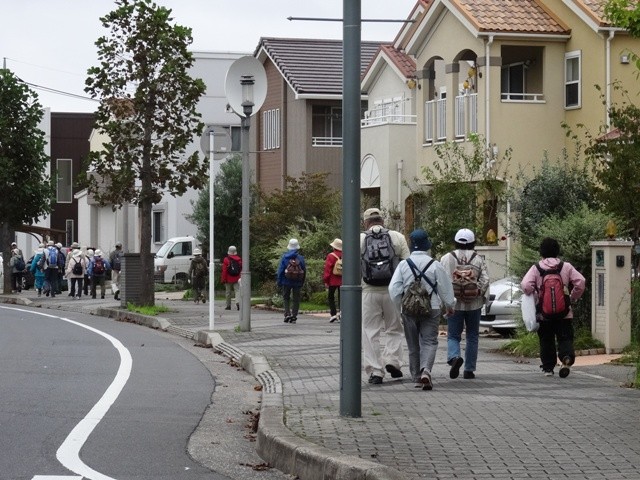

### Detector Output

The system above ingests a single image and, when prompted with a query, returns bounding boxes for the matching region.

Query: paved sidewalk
[3,291,640,480]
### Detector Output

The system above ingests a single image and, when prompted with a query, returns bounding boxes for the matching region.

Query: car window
[170,242,192,257]
[156,241,174,258]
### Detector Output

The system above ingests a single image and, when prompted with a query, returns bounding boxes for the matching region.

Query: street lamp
[239,75,254,332]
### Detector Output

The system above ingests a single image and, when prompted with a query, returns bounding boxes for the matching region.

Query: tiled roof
[572,0,608,26]
[452,0,571,35]
[256,38,387,95]
[380,45,416,79]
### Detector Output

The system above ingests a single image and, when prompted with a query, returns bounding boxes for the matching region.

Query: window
[170,241,192,257]
[262,109,280,150]
[565,51,581,109]
[501,63,525,100]
[230,126,241,152]
[56,159,72,203]
[153,210,164,244]
[312,106,342,146]
[65,219,74,246]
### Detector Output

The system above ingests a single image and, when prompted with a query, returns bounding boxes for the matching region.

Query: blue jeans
[403,309,441,381]
[447,308,481,372]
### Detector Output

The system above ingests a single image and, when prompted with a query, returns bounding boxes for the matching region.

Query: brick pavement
[4,291,640,480]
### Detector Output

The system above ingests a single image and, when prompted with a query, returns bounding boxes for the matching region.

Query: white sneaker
[420,371,433,390]
[329,315,338,323]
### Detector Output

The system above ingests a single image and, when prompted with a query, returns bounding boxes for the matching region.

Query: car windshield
[498,286,522,302]
[155,241,174,259]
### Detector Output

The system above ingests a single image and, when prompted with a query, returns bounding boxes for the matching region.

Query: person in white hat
[88,249,111,299]
[221,245,242,310]
[30,244,46,296]
[276,239,306,324]
[188,248,209,303]
[360,207,410,385]
[440,228,489,380]
[323,238,343,323]
[109,242,124,300]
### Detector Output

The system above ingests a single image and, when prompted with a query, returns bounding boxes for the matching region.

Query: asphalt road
[0,305,231,480]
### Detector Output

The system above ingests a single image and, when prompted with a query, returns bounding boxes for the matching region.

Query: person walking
[30,244,46,297]
[54,243,66,295]
[88,249,110,299]
[188,248,208,303]
[10,241,23,257]
[440,228,489,380]
[9,248,25,293]
[521,237,586,377]
[84,248,94,296]
[389,229,456,390]
[221,245,241,310]
[43,240,60,297]
[66,242,80,297]
[66,248,87,299]
[360,207,410,384]
[323,238,343,323]
[109,242,123,300]
[276,239,306,324]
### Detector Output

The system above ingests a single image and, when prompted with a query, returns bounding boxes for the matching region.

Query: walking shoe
[289,317,297,324]
[368,374,383,385]
[463,371,475,379]
[76,295,81,300]
[101,295,105,299]
[542,368,554,376]
[559,356,571,378]
[449,357,464,379]
[420,371,433,391]
[329,315,338,323]
[385,364,403,378]
[236,303,240,310]
[225,306,231,310]
[114,292,119,300]
[284,316,291,323]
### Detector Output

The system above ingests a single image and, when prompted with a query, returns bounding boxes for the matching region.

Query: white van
[154,236,200,286]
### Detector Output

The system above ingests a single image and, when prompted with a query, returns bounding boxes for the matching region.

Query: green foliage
[512,204,617,329]
[414,135,512,257]
[250,173,341,287]
[85,0,207,305]
[126,302,170,315]
[0,69,54,227]
[605,0,640,37]
[514,155,598,247]
[187,155,242,259]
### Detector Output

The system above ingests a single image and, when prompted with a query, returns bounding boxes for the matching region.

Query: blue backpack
[47,247,58,268]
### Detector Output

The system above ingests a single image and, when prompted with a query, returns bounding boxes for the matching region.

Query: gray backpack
[361,228,399,286]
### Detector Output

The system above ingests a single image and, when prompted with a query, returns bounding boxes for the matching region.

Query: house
[360,0,640,276]
[76,51,248,260]
[15,110,94,257]
[252,37,386,193]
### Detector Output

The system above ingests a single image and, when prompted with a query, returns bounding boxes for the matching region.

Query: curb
[198,331,407,480]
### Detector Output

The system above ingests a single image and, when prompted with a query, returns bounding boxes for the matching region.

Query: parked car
[154,236,200,287]
[480,277,523,337]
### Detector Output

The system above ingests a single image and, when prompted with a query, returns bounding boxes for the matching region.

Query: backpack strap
[406,258,437,293]
[451,251,476,265]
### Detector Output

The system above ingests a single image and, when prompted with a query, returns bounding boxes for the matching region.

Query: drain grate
[167,325,196,339]
[256,369,282,394]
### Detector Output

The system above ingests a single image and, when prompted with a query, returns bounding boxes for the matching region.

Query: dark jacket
[276,249,306,288]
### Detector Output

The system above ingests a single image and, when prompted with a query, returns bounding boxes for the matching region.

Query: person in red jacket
[323,238,343,322]
[221,245,242,310]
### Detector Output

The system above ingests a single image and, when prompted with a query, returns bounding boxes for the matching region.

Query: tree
[0,69,54,291]
[605,1,640,72]
[413,135,512,257]
[188,155,242,260]
[85,0,206,305]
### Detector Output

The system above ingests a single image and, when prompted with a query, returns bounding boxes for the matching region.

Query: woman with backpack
[276,238,306,324]
[521,237,585,378]
[30,244,46,297]
[323,238,343,323]
[66,249,87,299]
[9,248,25,293]
[221,245,242,310]
[189,248,209,304]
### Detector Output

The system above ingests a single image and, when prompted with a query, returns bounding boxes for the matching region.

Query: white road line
[32,476,83,479]
[2,307,132,480]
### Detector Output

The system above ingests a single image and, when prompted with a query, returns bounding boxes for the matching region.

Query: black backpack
[72,258,83,275]
[361,228,399,286]
[14,256,25,271]
[227,257,241,276]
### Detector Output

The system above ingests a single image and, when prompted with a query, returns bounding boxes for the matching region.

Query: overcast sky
[1,0,416,113]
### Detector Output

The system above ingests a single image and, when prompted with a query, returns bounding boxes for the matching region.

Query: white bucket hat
[287,239,300,251]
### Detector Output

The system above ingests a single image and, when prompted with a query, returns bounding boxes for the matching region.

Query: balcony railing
[501,92,545,102]
[455,93,478,139]
[312,136,342,147]
[361,113,417,127]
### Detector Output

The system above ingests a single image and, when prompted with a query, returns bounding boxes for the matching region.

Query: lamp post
[208,129,215,330]
[239,75,254,332]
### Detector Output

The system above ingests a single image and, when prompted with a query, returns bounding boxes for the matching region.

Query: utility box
[590,241,633,353]
[121,253,154,307]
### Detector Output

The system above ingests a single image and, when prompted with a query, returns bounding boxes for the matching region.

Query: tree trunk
[138,198,154,306]
[1,223,15,294]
